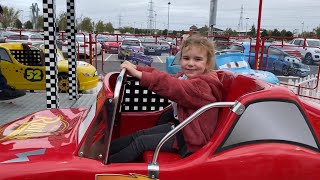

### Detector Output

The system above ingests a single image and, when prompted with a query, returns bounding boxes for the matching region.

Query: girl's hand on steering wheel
[120,61,142,79]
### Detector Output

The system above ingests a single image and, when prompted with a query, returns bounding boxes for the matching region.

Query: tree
[248,24,256,37]
[37,15,43,30]
[95,20,105,33]
[223,28,238,36]
[314,26,320,37]
[24,21,33,29]
[119,26,134,34]
[105,22,114,33]
[199,25,209,36]
[14,19,22,29]
[80,17,93,32]
[280,29,287,36]
[271,29,281,36]
[162,29,168,36]
[260,29,269,38]
[57,12,67,31]
[284,31,293,37]
[1,6,21,28]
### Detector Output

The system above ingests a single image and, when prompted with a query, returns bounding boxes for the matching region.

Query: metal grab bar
[148,101,245,179]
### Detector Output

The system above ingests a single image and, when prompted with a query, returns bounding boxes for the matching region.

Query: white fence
[281,74,320,104]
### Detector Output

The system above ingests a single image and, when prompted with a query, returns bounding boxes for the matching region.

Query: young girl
[109,35,223,163]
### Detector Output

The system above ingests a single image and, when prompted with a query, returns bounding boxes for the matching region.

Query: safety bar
[148,101,245,179]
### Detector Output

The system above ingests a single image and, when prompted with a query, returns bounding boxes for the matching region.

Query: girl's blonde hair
[180,35,216,73]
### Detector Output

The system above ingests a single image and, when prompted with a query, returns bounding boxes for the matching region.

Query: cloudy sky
[2,0,319,33]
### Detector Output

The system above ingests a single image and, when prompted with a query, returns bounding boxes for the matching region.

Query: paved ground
[0,83,102,125]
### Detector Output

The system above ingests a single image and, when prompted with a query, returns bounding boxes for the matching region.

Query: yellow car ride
[0,43,98,93]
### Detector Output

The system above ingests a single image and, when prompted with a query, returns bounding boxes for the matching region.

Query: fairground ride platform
[0,83,102,126]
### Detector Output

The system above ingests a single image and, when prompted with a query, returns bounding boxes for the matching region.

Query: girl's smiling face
[180,46,209,78]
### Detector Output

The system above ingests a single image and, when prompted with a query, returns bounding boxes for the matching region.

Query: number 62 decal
[24,68,44,82]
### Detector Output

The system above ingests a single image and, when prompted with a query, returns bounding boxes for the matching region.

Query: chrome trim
[103,68,126,164]
[150,101,243,167]
[147,163,159,179]
[231,101,245,115]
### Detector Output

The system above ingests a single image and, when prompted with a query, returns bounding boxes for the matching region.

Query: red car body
[104,41,120,54]
[1,70,320,180]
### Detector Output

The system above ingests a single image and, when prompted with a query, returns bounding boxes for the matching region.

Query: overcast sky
[2,0,319,33]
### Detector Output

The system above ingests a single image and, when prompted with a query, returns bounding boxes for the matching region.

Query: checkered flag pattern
[43,0,59,109]
[67,0,79,100]
[122,77,171,112]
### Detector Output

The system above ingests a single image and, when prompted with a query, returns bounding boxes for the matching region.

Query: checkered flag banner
[67,0,79,100]
[43,0,59,109]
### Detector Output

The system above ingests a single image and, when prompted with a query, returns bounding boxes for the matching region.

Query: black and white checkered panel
[122,77,171,112]
[43,0,59,109]
[67,0,78,100]
[10,50,42,66]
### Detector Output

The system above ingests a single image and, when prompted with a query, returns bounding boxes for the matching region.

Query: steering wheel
[104,68,127,164]
[113,68,127,121]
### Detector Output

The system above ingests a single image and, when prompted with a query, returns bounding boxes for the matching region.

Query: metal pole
[245,17,249,36]
[167,1,171,37]
[154,13,157,34]
[254,0,263,70]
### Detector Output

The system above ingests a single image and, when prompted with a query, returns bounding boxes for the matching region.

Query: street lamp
[301,21,305,35]
[245,17,249,36]
[154,12,157,34]
[133,22,136,34]
[167,1,171,37]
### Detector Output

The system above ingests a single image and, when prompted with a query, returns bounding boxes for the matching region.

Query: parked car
[288,38,320,65]
[6,32,44,45]
[166,51,280,84]
[1,68,320,179]
[0,43,98,92]
[62,34,102,58]
[158,39,171,53]
[143,44,162,56]
[231,42,310,77]
[141,38,162,56]
[78,34,102,57]
[118,38,144,60]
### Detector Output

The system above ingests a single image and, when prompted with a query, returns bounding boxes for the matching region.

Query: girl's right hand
[120,61,142,79]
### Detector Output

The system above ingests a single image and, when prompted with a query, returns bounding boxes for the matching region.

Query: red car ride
[1,69,320,180]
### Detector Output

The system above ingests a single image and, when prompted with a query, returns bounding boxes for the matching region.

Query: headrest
[216,70,266,101]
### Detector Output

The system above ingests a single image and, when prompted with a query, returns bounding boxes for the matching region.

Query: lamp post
[154,12,157,34]
[167,1,171,37]
[133,21,136,34]
[301,21,304,35]
[245,17,249,36]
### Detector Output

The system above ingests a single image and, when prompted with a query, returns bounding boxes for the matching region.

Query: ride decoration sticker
[0,115,69,141]
[96,174,154,180]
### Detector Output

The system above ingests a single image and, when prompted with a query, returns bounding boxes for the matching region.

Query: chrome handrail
[148,101,245,179]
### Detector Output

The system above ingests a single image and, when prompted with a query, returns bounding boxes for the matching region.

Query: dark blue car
[230,42,310,77]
